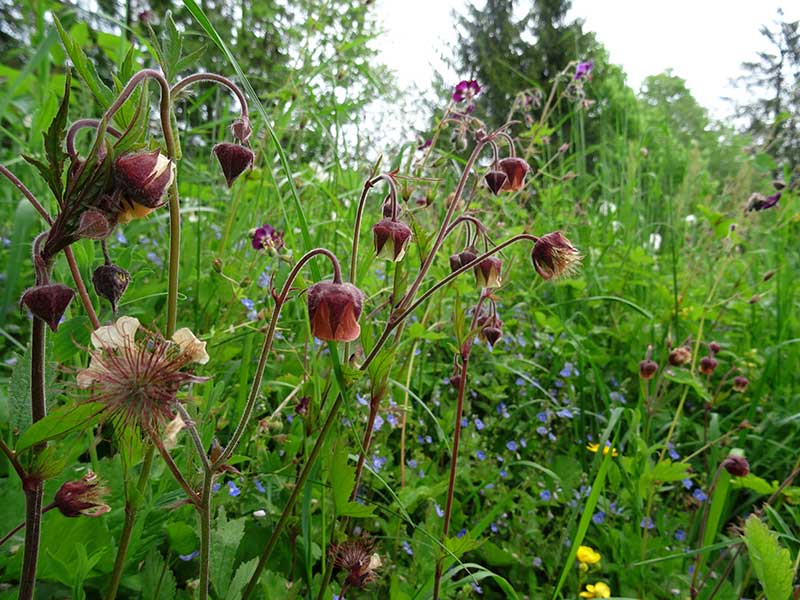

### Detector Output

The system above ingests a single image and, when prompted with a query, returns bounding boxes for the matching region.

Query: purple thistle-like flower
[574,60,594,80]
[452,79,481,103]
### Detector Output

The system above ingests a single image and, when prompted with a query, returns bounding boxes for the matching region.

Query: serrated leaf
[211,507,246,596]
[225,558,258,600]
[54,18,115,109]
[743,515,793,600]
[328,444,375,518]
[731,474,778,495]
[43,70,70,205]
[165,521,198,555]
[141,549,177,600]
[663,368,710,401]
[649,459,691,482]
[15,402,105,453]
[174,45,207,74]
[444,532,482,560]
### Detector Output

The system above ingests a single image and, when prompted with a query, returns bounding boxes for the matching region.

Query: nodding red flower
[250,222,284,251]
[721,455,750,477]
[699,355,718,376]
[373,218,413,262]
[213,142,255,188]
[92,263,131,313]
[474,256,502,289]
[54,472,110,517]
[531,232,582,280]
[745,191,780,212]
[498,157,530,192]
[732,375,749,393]
[114,150,175,223]
[639,359,658,380]
[331,538,382,588]
[20,283,75,332]
[484,170,508,195]
[477,312,504,346]
[709,341,721,354]
[574,60,594,80]
[306,281,365,342]
[458,246,479,267]
[449,254,463,273]
[77,317,208,432]
[452,79,481,103]
[668,346,692,366]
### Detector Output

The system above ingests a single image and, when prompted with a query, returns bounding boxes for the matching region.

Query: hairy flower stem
[432,293,486,600]
[105,446,155,600]
[169,73,249,121]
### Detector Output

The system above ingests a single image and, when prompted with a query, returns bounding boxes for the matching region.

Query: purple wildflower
[539,490,552,501]
[371,454,387,472]
[372,414,384,432]
[227,481,241,497]
[476,450,486,461]
[452,79,481,103]
[682,478,694,490]
[692,488,708,502]
[474,417,485,431]
[574,60,594,80]
[179,550,200,561]
[592,511,606,525]
[536,426,548,436]
[640,517,655,530]
[559,362,578,377]
[667,442,680,460]
[254,479,265,493]
[250,222,284,250]
[403,540,414,555]
[506,440,518,452]
[675,529,687,542]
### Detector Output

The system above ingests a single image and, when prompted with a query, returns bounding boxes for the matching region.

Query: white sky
[374,0,800,120]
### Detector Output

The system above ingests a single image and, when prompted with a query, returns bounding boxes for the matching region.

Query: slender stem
[349,175,381,285]
[0,439,26,481]
[174,403,212,473]
[105,446,155,600]
[18,317,47,600]
[215,248,341,468]
[65,119,122,159]
[65,248,100,329]
[241,392,346,600]
[0,164,51,223]
[0,520,24,547]
[170,73,249,121]
[690,467,722,594]
[198,470,214,600]
[151,435,199,505]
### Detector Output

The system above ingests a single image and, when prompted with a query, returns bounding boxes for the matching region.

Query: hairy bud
[721,455,749,477]
[213,143,255,188]
[92,263,131,313]
[114,150,175,221]
[232,117,253,143]
[531,232,581,280]
[20,283,75,332]
[699,355,718,376]
[76,209,114,240]
[307,282,365,342]
[484,170,508,195]
[732,375,749,393]
[373,218,413,262]
[639,359,658,380]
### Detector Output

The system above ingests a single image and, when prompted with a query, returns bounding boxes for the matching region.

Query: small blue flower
[539,490,552,501]
[241,298,255,310]
[520,438,527,448]
[418,469,425,478]
[146,252,164,267]
[559,362,578,378]
[536,426,549,436]
[402,540,414,555]
[496,455,504,463]
[556,408,574,419]
[474,418,485,431]
[532,556,542,568]
[115,230,127,244]
[476,450,486,461]
[692,488,708,502]
[179,550,199,561]
[407,459,418,469]
[471,581,483,594]
[682,478,694,490]
[490,523,499,533]
[609,391,626,404]
[592,511,606,525]
[371,454,387,472]
[499,469,508,478]
[675,529,687,542]
[667,442,680,460]
[254,479,265,493]
[506,440,518,452]
[257,270,271,288]
[425,435,432,444]
[640,517,655,530]
[515,377,525,386]
[387,413,398,428]
[373,415,384,432]
[537,411,549,423]
[212,482,221,493]
[484,483,494,490]
[456,528,467,538]
[227,481,241,497]
[461,417,469,428]
[435,503,444,517]
[356,393,369,406]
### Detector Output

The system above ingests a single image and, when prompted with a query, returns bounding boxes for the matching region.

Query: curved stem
[349,174,396,285]
[0,439,26,481]
[174,403,212,473]
[65,119,123,159]
[241,392,346,600]
[170,73,249,121]
[214,247,342,469]
[65,248,100,329]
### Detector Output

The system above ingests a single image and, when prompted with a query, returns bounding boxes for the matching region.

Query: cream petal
[91,316,140,349]
[172,327,209,365]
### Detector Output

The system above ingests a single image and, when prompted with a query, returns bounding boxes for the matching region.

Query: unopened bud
[762,270,775,282]
[458,246,478,267]
[749,294,761,304]
[484,170,508,195]
[639,359,658,380]
[699,355,718,376]
[481,326,503,346]
[307,281,365,342]
[709,341,721,354]
[449,254,462,273]
[212,258,223,273]
[92,264,131,313]
[558,143,569,154]
[732,375,749,393]
[721,455,749,477]
[231,117,253,143]
[213,143,255,188]
[114,149,175,213]
[20,284,75,332]
[373,218,413,262]
[76,209,114,240]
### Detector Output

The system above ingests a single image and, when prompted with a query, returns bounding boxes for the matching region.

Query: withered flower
[306,281,365,342]
[331,538,382,588]
[77,316,208,431]
[373,218,413,262]
[474,256,502,288]
[531,232,581,280]
[114,149,175,223]
[54,472,110,518]
[92,263,131,313]
[20,283,75,332]
[213,143,255,187]
[668,346,692,367]
[498,157,529,191]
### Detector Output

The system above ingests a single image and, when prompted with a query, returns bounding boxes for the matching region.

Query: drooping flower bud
[721,455,749,477]
[531,232,581,280]
[732,375,749,393]
[54,472,110,517]
[481,325,503,347]
[231,117,253,143]
[498,157,530,191]
[474,256,502,288]
[213,142,255,188]
[668,346,692,366]
[709,341,721,354]
[449,254,462,273]
[114,150,175,222]
[458,246,478,267]
[484,170,508,195]
[373,218,413,261]
[307,281,365,342]
[92,264,131,313]
[20,283,75,332]
[76,209,114,240]
[639,359,658,380]
[699,355,718,376]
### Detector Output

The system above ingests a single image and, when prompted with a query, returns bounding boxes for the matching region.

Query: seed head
[330,537,382,588]
[54,472,110,518]
[92,263,131,313]
[531,232,582,280]
[668,346,692,366]
[306,281,365,342]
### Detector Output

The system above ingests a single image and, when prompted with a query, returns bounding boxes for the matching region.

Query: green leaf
[8,347,32,433]
[444,532,482,560]
[54,18,115,109]
[743,515,793,600]
[731,474,778,496]
[650,459,691,483]
[328,445,375,518]
[15,402,105,453]
[225,558,258,600]
[43,69,71,205]
[165,521,198,555]
[662,368,710,401]
[141,549,177,600]
[211,507,246,596]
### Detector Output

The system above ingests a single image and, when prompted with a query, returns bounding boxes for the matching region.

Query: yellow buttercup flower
[580,582,611,598]
[586,442,618,457]
[576,545,601,565]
